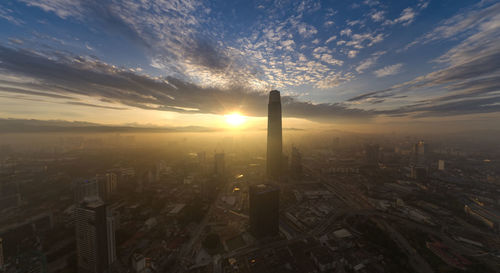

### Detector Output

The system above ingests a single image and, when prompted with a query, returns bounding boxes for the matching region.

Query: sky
[0,0,499,131]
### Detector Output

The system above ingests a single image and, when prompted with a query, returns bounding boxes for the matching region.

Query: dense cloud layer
[0,45,373,122]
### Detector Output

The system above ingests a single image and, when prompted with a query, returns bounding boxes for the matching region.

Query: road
[172,192,222,272]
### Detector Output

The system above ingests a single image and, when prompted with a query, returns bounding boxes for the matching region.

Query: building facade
[267,90,283,181]
[249,184,279,238]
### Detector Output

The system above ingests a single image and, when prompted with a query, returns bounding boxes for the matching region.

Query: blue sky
[0,0,499,130]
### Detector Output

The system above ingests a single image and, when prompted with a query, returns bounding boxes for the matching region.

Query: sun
[225,112,246,126]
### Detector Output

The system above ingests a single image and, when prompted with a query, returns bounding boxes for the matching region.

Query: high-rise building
[413,140,428,166]
[364,144,380,165]
[249,184,279,238]
[75,198,116,273]
[0,237,4,270]
[74,179,99,204]
[267,90,282,181]
[214,153,225,177]
[96,173,117,202]
[411,166,428,181]
[290,146,303,179]
[438,160,445,171]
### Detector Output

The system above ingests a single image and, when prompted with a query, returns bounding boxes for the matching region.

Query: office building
[96,173,117,202]
[214,153,225,176]
[0,237,3,270]
[413,140,428,166]
[249,184,279,238]
[74,179,99,204]
[438,160,445,171]
[364,144,380,165]
[290,146,303,179]
[75,198,116,273]
[267,90,283,181]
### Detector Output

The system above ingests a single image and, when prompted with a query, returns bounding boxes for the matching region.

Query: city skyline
[0,0,499,132]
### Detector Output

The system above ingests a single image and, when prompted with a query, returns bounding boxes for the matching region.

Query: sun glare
[225,112,246,126]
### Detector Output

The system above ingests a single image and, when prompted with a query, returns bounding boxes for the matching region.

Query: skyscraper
[74,178,99,204]
[214,153,225,177]
[0,237,3,270]
[249,184,279,238]
[365,144,380,165]
[96,173,117,202]
[413,140,428,166]
[290,146,303,179]
[267,90,282,181]
[75,198,116,273]
[438,160,445,171]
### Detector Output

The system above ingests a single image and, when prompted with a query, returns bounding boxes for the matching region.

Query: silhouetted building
[96,173,117,202]
[290,146,303,179]
[413,140,428,166]
[214,153,225,176]
[74,179,99,204]
[0,237,3,270]
[364,144,379,165]
[438,160,445,171]
[267,90,282,181]
[75,198,116,273]
[249,184,279,238]
[411,166,428,181]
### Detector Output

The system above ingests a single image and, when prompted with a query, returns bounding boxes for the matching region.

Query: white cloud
[374,63,403,77]
[363,0,380,7]
[345,32,384,49]
[355,51,385,73]
[340,28,352,36]
[19,0,85,19]
[85,42,93,51]
[371,10,385,22]
[319,54,343,66]
[404,2,500,50]
[297,23,318,38]
[324,20,334,27]
[325,36,337,44]
[0,5,24,25]
[384,0,429,27]
[347,50,358,58]
[315,72,354,89]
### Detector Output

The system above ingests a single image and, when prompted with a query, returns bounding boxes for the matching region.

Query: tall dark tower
[249,184,279,238]
[267,90,282,181]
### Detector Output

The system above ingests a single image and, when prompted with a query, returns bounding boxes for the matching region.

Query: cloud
[325,36,337,44]
[370,10,385,22]
[15,0,358,92]
[315,72,354,89]
[384,1,428,27]
[8,38,24,45]
[362,0,380,7]
[19,0,85,19]
[355,51,385,73]
[384,8,416,26]
[347,50,358,58]
[65,101,127,110]
[404,2,500,50]
[0,45,373,122]
[340,28,352,36]
[345,32,384,49]
[0,4,24,25]
[297,23,318,38]
[374,64,403,77]
[349,3,500,117]
[324,20,334,27]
